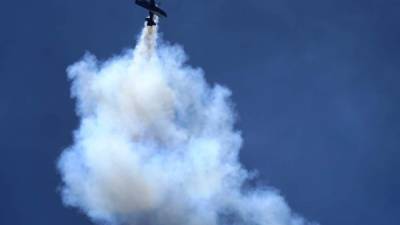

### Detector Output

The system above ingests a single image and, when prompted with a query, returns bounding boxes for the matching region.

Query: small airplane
[135,0,167,26]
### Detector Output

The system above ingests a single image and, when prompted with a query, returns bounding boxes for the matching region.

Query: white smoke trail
[58,25,315,225]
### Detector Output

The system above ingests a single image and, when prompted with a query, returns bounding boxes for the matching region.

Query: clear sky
[1,0,399,225]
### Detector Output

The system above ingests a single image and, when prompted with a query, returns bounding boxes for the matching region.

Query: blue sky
[1,0,399,225]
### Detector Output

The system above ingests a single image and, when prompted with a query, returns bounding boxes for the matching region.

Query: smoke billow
[58,25,315,225]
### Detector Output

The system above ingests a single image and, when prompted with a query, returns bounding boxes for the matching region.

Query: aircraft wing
[152,7,167,17]
[135,0,152,9]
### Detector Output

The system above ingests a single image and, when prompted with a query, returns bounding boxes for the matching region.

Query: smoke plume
[58,25,314,225]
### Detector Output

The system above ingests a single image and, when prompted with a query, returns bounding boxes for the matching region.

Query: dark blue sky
[1,0,399,225]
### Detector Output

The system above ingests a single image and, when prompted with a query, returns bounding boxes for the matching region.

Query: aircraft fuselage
[135,0,167,26]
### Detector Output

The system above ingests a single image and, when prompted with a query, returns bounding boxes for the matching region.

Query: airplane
[135,0,167,26]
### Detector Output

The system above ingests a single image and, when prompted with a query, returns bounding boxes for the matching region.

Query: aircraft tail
[146,17,157,26]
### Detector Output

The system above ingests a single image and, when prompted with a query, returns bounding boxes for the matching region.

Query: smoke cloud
[58,25,315,225]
